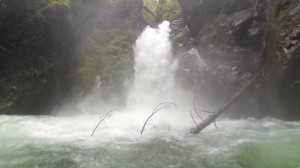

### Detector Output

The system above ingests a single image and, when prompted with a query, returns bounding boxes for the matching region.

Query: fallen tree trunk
[190,68,264,134]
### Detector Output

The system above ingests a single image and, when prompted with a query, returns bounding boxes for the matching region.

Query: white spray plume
[127,21,178,111]
[56,21,195,137]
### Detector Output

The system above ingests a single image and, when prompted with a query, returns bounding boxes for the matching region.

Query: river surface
[0,115,299,168]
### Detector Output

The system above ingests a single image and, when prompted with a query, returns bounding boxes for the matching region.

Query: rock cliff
[173,0,300,119]
[1,0,299,119]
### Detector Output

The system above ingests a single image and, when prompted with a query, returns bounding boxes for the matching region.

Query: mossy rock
[0,0,76,115]
[0,1,6,12]
[263,0,300,119]
[0,0,145,114]
[143,0,181,23]
[266,0,300,74]
[46,0,71,9]
[70,0,145,95]
[273,0,298,21]
[73,28,136,94]
[156,0,181,21]
[25,0,71,23]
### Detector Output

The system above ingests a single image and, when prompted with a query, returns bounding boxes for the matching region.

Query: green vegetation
[46,0,71,9]
[0,0,76,115]
[143,0,181,22]
[273,0,298,22]
[266,0,300,72]
[27,0,71,22]
[71,0,143,95]
[263,0,300,119]
[75,29,135,93]
[143,0,157,12]
[156,0,181,21]
[0,1,6,12]
[142,0,157,25]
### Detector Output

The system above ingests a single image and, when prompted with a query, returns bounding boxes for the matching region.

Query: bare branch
[213,121,217,129]
[190,110,198,126]
[141,102,176,135]
[193,96,204,121]
[152,102,176,113]
[91,109,116,136]
[197,109,214,114]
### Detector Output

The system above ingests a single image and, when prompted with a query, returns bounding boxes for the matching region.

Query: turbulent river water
[0,116,299,168]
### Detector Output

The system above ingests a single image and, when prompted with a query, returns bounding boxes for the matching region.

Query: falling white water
[127,21,178,110]
[52,21,192,140]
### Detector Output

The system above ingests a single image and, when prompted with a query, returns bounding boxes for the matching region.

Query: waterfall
[127,21,177,110]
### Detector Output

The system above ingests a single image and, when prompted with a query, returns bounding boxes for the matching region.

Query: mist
[1,0,300,167]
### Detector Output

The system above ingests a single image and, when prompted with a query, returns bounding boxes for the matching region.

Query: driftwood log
[190,68,264,134]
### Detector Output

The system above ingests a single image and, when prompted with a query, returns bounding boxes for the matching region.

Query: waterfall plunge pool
[0,115,299,168]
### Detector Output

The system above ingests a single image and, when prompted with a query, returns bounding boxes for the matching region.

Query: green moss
[0,1,6,12]
[142,0,157,25]
[157,0,181,21]
[143,0,181,22]
[68,0,142,94]
[46,0,71,9]
[273,0,298,22]
[73,28,135,94]
[29,9,46,22]
[143,0,157,13]
[27,0,71,23]
[265,0,300,75]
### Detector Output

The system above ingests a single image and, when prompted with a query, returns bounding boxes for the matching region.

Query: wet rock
[178,0,255,36]
[0,0,147,115]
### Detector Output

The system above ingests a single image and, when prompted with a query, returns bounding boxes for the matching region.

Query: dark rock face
[0,0,146,115]
[73,0,146,95]
[0,0,76,115]
[178,0,256,36]
[266,0,300,120]
[173,0,267,116]
[1,0,299,119]
[174,0,300,119]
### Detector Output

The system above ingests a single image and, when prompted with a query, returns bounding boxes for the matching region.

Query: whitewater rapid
[0,116,300,168]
